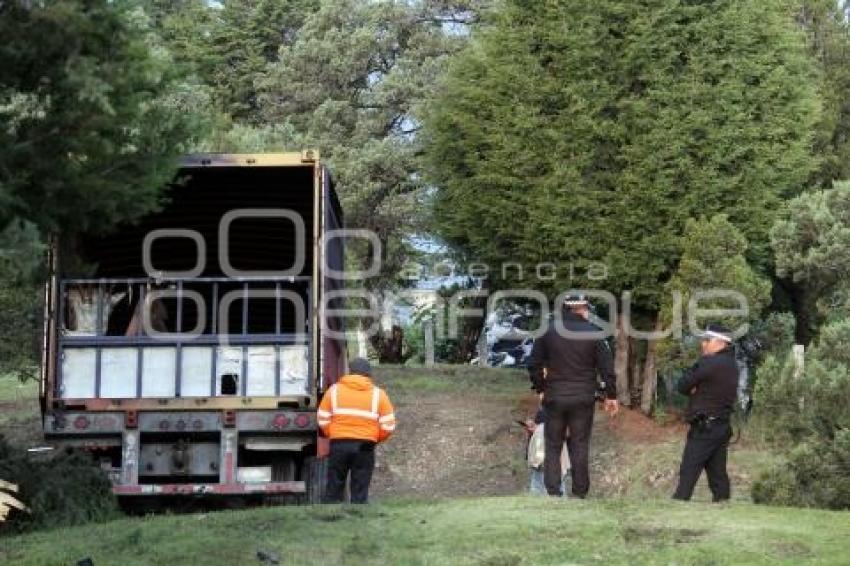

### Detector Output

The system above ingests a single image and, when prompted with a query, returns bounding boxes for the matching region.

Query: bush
[0,436,119,534]
[754,323,850,441]
[403,322,425,364]
[753,430,850,510]
[751,318,850,509]
[751,312,795,359]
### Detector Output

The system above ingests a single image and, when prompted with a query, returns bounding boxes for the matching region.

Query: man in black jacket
[529,294,618,498]
[673,324,739,502]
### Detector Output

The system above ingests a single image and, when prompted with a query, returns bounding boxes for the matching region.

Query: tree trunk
[457,322,484,363]
[477,329,488,367]
[453,283,488,363]
[789,282,813,346]
[614,316,631,405]
[640,316,662,415]
[630,338,641,407]
[369,324,410,364]
[776,277,815,346]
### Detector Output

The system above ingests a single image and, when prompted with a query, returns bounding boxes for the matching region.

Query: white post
[424,319,435,368]
[792,344,805,379]
[793,344,805,411]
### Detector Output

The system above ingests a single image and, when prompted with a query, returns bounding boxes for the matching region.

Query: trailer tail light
[126,410,138,429]
[272,414,290,429]
[73,416,90,430]
[159,419,170,431]
[224,410,236,427]
[294,413,310,429]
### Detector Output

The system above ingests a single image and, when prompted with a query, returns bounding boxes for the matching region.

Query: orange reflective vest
[317,374,395,443]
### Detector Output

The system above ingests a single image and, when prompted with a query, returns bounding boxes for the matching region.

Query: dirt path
[371,392,527,499]
[370,389,682,501]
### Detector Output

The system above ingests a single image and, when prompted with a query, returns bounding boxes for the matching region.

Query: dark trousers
[323,439,376,504]
[544,398,595,497]
[673,421,732,502]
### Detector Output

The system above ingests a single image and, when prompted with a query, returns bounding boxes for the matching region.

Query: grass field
[2,496,848,565]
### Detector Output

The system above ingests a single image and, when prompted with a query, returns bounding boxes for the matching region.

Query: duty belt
[690,413,730,428]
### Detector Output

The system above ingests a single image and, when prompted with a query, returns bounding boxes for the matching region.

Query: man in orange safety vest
[318,358,395,503]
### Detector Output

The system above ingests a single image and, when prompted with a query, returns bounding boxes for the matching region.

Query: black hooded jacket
[677,346,739,421]
[528,311,616,403]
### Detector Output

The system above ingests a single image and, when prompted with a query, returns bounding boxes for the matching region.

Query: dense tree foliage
[0,221,43,379]
[146,0,320,124]
[799,0,850,188]
[771,180,850,342]
[659,215,771,375]
[423,0,821,303]
[0,1,212,235]
[259,0,476,289]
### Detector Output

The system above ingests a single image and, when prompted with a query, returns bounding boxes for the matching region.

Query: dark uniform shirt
[528,311,616,402]
[677,347,739,421]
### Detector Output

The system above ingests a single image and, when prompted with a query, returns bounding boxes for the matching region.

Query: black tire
[272,456,297,482]
[305,456,328,504]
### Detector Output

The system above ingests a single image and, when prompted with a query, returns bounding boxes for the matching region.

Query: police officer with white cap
[528,293,618,498]
[673,324,739,502]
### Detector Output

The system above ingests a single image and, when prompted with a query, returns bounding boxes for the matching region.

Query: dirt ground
[370,387,686,501]
[370,391,529,499]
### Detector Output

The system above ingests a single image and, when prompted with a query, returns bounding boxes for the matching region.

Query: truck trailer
[39,151,345,502]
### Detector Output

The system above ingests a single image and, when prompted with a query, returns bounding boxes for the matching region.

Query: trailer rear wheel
[272,456,297,482]
[304,456,327,504]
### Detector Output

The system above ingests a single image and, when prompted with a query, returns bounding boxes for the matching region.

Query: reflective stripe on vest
[379,411,395,432]
[329,384,380,421]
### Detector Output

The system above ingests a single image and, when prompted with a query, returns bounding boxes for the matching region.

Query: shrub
[754,335,850,442]
[0,437,119,534]
[751,312,795,360]
[751,318,850,509]
[753,430,850,510]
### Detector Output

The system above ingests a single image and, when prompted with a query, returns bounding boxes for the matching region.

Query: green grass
[1,497,848,565]
[0,375,37,403]
[373,364,529,397]
[594,434,783,502]
[0,376,39,436]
